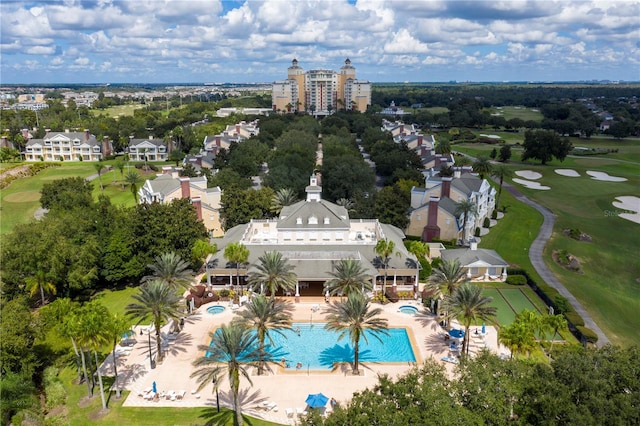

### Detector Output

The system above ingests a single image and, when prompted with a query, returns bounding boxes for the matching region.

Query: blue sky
[1,0,638,84]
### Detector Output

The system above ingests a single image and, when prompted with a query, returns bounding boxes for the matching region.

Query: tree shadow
[198,387,268,425]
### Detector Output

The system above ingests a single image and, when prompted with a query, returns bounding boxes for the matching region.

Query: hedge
[505,275,527,285]
[577,326,599,343]
[564,311,585,327]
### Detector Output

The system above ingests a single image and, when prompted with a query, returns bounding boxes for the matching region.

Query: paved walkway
[501,180,610,346]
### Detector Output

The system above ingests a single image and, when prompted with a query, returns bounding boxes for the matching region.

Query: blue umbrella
[448,329,465,339]
[152,381,157,394]
[481,323,486,335]
[305,393,328,408]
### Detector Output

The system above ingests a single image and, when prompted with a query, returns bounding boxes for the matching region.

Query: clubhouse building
[205,175,419,299]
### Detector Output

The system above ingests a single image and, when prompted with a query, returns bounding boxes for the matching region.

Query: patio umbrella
[448,329,465,339]
[152,381,157,394]
[305,393,328,409]
[481,323,486,334]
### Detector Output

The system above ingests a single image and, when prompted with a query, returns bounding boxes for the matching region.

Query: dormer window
[296,217,302,225]
[323,217,330,225]
[308,216,318,225]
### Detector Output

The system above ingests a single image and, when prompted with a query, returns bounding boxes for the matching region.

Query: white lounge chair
[296,407,308,415]
[176,390,186,400]
[285,408,294,417]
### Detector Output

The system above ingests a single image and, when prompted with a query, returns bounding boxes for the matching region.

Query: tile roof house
[203,120,259,154]
[24,129,111,162]
[407,167,496,244]
[139,167,223,237]
[205,175,419,299]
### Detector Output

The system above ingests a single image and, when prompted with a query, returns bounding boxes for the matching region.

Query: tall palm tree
[544,314,568,362]
[323,293,389,375]
[125,170,142,203]
[24,268,56,306]
[191,323,263,426]
[455,199,477,243]
[374,239,401,298]
[43,298,83,383]
[78,301,110,409]
[472,156,493,180]
[126,280,182,364]
[499,320,537,359]
[270,188,298,214]
[101,313,131,398]
[491,164,513,212]
[224,242,250,292]
[115,160,126,188]
[247,251,297,298]
[324,259,373,298]
[426,259,468,297]
[233,294,293,375]
[93,162,104,192]
[143,252,193,290]
[441,282,496,355]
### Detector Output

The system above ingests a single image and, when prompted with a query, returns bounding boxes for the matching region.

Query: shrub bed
[505,275,527,285]
[577,326,599,343]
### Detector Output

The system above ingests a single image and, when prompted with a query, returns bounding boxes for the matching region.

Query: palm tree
[324,259,373,298]
[126,280,182,364]
[270,188,298,214]
[499,320,537,359]
[247,251,297,298]
[233,294,293,375]
[374,239,401,298]
[101,313,131,398]
[93,162,104,192]
[435,140,451,155]
[43,298,83,383]
[323,293,389,375]
[544,314,568,362]
[143,252,193,290]
[191,323,263,426]
[441,282,497,355]
[455,199,477,243]
[78,301,110,409]
[115,160,126,188]
[224,242,250,292]
[515,309,549,341]
[426,259,468,297]
[472,156,493,180]
[491,164,513,212]
[24,268,56,306]
[336,198,355,213]
[125,170,142,203]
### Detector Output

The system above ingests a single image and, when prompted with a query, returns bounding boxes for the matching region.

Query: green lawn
[483,288,517,326]
[483,106,544,122]
[455,141,640,346]
[91,103,146,119]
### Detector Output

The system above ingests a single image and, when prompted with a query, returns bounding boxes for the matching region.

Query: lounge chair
[166,390,175,400]
[176,390,186,400]
[441,356,459,364]
[262,401,277,411]
[285,408,294,417]
[144,391,156,400]
[296,407,308,416]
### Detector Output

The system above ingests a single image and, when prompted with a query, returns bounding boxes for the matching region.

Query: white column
[295,282,300,297]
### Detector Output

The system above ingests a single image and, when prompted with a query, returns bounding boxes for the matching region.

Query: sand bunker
[586,171,627,182]
[612,196,640,224]
[512,178,551,190]
[555,169,580,177]
[515,170,542,180]
[479,134,501,139]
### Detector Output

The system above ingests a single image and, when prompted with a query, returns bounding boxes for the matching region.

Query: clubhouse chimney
[191,197,203,221]
[422,196,441,242]
[441,177,452,198]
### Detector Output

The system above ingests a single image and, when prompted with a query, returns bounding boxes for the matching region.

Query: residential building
[407,167,496,243]
[202,120,260,154]
[139,167,224,237]
[205,175,418,298]
[127,136,169,162]
[272,59,371,114]
[24,129,111,162]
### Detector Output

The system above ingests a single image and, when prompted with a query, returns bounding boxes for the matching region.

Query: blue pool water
[398,305,418,315]
[206,305,225,315]
[209,322,416,370]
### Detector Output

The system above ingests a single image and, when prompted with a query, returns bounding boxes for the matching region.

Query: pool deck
[103,299,506,425]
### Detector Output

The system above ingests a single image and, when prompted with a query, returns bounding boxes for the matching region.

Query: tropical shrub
[483,217,491,228]
[564,310,585,327]
[577,326,599,343]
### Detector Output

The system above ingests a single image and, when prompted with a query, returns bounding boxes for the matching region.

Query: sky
[1,0,639,85]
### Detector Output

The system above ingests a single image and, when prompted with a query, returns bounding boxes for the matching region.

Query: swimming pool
[209,322,416,370]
